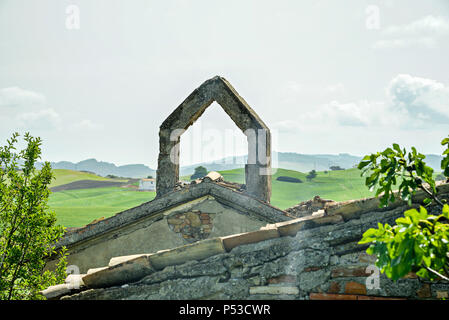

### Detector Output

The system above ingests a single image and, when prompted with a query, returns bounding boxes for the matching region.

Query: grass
[48,169,151,227]
[48,167,376,227]
[50,169,127,188]
[49,187,155,227]
[216,167,376,210]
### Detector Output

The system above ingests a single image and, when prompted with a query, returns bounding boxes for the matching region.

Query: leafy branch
[357,135,449,283]
[0,132,67,300]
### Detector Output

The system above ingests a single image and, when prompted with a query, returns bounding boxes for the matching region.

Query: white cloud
[0,87,46,108]
[387,74,449,123]
[326,101,371,126]
[373,15,449,49]
[0,87,63,131]
[297,74,449,130]
[383,15,449,37]
[0,86,107,135]
[293,100,392,128]
[271,74,449,136]
[16,108,62,130]
[272,100,393,141]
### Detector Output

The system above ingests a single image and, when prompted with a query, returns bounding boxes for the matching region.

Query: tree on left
[0,132,67,300]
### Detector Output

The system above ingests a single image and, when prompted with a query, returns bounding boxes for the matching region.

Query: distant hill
[37,152,444,179]
[37,159,156,179]
[180,152,362,175]
[181,152,444,175]
[274,152,362,173]
[49,169,128,188]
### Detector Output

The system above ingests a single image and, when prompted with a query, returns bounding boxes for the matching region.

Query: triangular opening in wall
[179,101,248,180]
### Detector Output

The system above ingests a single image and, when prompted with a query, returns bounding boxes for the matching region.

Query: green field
[49,187,155,227]
[50,169,127,188]
[217,168,375,209]
[47,169,153,227]
[49,167,375,228]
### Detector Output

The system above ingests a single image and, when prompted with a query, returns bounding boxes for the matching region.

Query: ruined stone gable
[45,175,290,274]
[45,77,287,274]
[41,76,449,300]
[42,183,449,300]
[156,76,272,202]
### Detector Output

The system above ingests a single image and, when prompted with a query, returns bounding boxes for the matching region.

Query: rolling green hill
[182,167,375,210]
[37,159,156,179]
[216,167,375,209]
[50,169,127,188]
[49,167,374,228]
[49,187,155,227]
[48,169,148,227]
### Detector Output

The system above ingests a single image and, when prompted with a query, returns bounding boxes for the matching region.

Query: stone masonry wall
[46,196,270,274]
[167,211,213,243]
[60,188,449,300]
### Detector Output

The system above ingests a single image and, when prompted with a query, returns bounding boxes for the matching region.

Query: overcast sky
[1,0,448,167]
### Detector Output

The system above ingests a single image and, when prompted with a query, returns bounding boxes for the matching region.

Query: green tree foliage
[0,133,67,300]
[357,135,449,282]
[442,136,449,177]
[306,170,317,182]
[359,206,449,281]
[191,166,208,180]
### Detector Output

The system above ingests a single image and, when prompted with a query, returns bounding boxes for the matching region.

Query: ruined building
[42,76,449,300]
